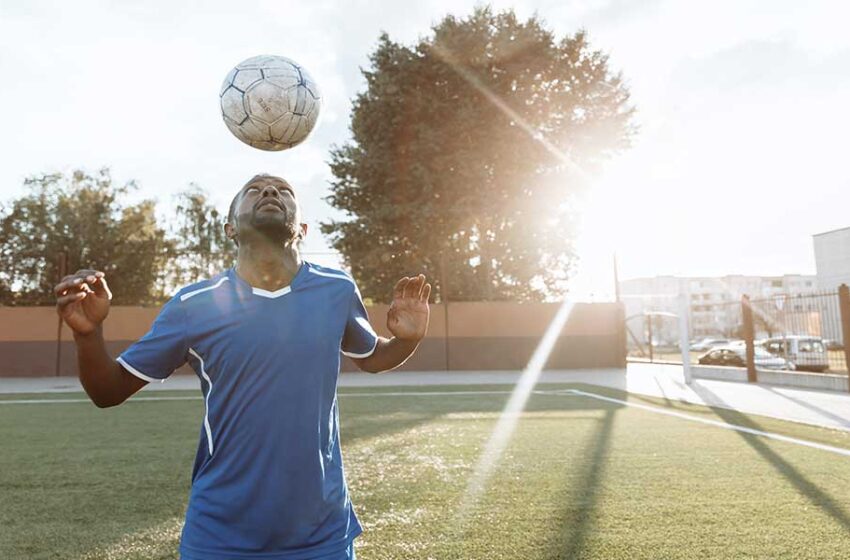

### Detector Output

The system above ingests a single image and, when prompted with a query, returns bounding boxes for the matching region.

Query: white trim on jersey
[117,356,166,384]
[307,268,355,286]
[251,285,292,298]
[180,277,230,301]
[341,335,379,359]
[189,348,215,456]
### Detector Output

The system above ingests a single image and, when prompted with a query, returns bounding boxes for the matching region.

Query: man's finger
[403,276,421,299]
[91,276,113,300]
[54,277,84,296]
[57,291,85,309]
[415,275,426,299]
[420,283,431,302]
[393,277,410,300]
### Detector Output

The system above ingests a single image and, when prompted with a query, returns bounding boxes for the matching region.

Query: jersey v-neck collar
[229,262,309,299]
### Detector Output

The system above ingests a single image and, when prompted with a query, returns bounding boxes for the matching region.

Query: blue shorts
[180,541,355,560]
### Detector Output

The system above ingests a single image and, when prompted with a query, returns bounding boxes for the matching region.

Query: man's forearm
[358,336,420,373]
[73,325,127,407]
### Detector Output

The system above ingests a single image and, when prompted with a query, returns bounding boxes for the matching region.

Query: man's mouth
[257,200,284,211]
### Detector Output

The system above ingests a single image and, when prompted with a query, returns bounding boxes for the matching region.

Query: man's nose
[261,185,281,197]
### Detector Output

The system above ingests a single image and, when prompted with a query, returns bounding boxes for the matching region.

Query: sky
[1,0,848,300]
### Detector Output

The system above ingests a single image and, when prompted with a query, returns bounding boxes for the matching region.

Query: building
[814,226,850,290]
[619,274,818,344]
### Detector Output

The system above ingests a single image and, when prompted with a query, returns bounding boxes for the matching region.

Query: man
[54,174,431,560]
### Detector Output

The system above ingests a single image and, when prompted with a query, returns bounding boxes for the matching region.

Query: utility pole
[741,294,757,383]
[440,251,450,372]
[54,250,67,377]
[613,251,620,303]
[646,313,654,363]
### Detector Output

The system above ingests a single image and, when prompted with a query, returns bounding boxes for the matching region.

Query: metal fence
[625,285,850,382]
[748,290,845,373]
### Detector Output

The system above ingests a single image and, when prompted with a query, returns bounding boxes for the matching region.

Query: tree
[323,7,635,302]
[165,185,236,291]
[0,169,172,306]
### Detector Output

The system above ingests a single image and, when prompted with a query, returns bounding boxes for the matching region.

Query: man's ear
[225,222,238,246]
[298,223,308,240]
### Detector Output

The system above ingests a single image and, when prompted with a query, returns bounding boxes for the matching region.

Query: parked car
[762,336,829,373]
[697,346,795,370]
[823,339,841,351]
[690,338,731,352]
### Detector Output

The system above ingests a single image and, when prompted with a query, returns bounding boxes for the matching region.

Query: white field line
[4,387,849,458]
[0,390,520,405]
[563,389,850,458]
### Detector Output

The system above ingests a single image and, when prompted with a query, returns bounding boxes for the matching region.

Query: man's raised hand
[54,269,113,336]
[387,274,431,342]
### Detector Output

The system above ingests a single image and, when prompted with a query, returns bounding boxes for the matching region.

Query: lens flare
[455,298,575,524]
[428,43,590,181]
[427,41,595,527]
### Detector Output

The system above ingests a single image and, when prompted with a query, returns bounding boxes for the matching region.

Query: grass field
[2,384,850,559]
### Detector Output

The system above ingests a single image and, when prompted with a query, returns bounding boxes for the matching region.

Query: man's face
[228,175,306,246]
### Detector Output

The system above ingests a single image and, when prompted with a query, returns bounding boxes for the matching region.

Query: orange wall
[0,302,619,342]
[0,302,625,376]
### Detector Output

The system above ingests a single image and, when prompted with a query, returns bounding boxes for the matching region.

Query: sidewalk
[3,362,850,431]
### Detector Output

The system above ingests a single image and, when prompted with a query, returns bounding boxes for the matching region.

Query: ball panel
[250,139,288,151]
[236,55,281,69]
[300,95,318,119]
[220,87,249,124]
[292,86,308,115]
[304,79,321,100]
[265,73,300,90]
[241,117,273,142]
[304,102,319,131]
[232,69,263,91]
[244,81,289,125]
[283,117,308,144]
[220,68,237,96]
[270,113,297,141]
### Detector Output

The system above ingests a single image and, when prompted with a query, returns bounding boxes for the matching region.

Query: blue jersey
[116,262,379,560]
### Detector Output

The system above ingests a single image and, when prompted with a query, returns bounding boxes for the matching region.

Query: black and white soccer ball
[219,55,321,151]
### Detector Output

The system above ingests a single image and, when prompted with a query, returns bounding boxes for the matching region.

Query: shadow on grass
[339,384,617,447]
[763,387,850,430]
[627,392,724,418]
[691,384,850,532]
[545,407,617,559]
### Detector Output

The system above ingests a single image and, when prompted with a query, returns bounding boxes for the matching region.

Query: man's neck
[235,241,302,292]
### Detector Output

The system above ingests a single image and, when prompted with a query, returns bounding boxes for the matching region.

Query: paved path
[3,363,850,431]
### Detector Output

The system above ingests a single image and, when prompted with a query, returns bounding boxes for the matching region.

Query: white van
[763,336,829,373]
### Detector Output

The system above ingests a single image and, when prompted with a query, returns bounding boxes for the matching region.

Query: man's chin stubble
[250,215,298,245]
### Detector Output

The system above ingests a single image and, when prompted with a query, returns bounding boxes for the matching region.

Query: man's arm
[351,275,431,374]
[351,337,420,374]
[55,269,147,408]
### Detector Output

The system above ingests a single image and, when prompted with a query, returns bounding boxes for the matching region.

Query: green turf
[2,384,850,559]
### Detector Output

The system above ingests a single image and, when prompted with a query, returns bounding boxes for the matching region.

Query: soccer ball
[219,55,321,151]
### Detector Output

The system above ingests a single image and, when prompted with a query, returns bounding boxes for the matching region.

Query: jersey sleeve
[117,294,188,383]
[341,286,379,358]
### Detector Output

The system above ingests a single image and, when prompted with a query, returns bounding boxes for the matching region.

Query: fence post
[679,293,692,384]
[646,314,654,363]
[741,294,757,383]
[838,284,850,392]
